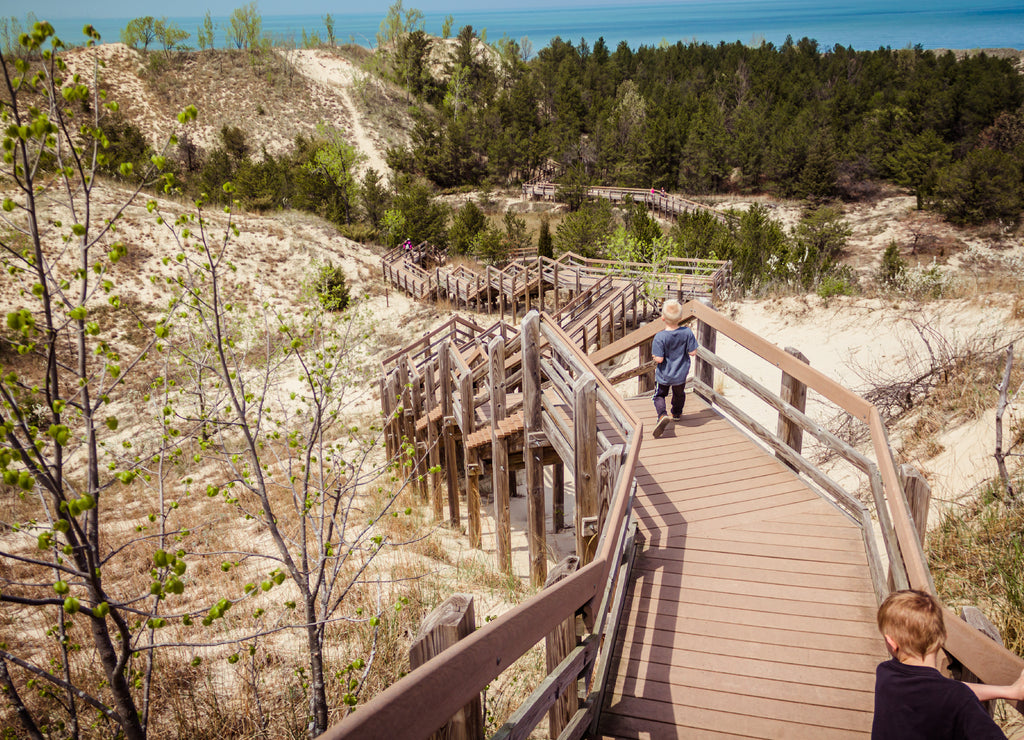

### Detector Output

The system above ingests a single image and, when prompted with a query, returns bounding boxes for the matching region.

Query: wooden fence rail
[345,297,1024,740]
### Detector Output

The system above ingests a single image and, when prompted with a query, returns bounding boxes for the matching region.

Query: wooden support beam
[573,374,598,564]
[638,340,654,394]
[522,311,547,587]
[489,336,512,573]
[409,594,483,740]
[425,362,443,521]
[696,305,717,390]
[552,462,565,533]
[460,369,481,549]
[545,557,581,738]
[440,343,460,527]
[410,367,429,504]
[901,464,931,547]
[777,347,809,472]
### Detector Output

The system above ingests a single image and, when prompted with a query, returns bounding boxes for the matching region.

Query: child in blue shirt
[651,299,698,438]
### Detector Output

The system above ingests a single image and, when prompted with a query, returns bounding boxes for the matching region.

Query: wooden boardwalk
[599,394,884,739]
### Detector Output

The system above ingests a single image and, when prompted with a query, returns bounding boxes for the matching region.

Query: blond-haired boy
[873,589,1024,739]
[651,299,698,438]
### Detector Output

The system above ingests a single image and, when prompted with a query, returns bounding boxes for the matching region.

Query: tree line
[380,27,1024,226]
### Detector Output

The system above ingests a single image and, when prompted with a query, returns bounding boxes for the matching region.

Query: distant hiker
[651,299,698,439]
[872,589,1024,740]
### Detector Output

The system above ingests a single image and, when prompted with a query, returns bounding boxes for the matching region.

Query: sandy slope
[284,49,391,176]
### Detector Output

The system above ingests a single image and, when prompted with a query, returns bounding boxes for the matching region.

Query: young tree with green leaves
[227,2,262,51]
[553,198,615,257]
[537,214,553,259]
[359,168,391,229]
[299,124,366,224]
[121,16,158,52]
[323,13,336,46]
[0,24,419,739]
[154,18,189,56]
[196,11,215,51]
[449,199,487,255]
[0,24,191,739]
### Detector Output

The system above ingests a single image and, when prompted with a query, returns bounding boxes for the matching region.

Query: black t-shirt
[872,658,1006,740]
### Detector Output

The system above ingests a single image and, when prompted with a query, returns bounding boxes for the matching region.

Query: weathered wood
[410,367,429,503]
[510,274,517,324]
[777,347,810,472]
[425,361,443,521]
[994,344,1016,500]
[574,373,599,564]
[489,336,512,571]
[500,271,506,323]
[492,638,599,740]
[538,258,545,310]
[409,594,483,740]
[554,263,561,312]
[440,342,460,527]
[954,606,1004,717]
[900,464,931,547]
[523,311,547,587]
[545,557,581,737]
[553,462,566,533]
[695,304,717,391]
[458,366,481,548]
[638,339,655,393]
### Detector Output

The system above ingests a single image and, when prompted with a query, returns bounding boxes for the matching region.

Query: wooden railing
[350,299,1024,740]
[383,248,733,315]
[324,310,643,739]
[589,301,1024,703]
[522,182,735,226]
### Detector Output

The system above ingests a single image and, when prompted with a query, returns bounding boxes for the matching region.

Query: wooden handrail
[330,310,642,738]
[318,560,605,740]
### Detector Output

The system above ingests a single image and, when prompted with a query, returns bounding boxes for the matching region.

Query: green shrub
[817,274,856,301]
[877,241,907,290]
[313,264,351,312]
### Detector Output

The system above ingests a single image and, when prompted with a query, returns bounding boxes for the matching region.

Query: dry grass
[929,484,1024,732]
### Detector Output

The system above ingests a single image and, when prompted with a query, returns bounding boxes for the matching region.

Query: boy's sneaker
[672,414,682,421]
[653,415,670,438]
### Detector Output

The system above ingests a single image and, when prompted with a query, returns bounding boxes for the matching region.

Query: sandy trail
[286,49,390,177]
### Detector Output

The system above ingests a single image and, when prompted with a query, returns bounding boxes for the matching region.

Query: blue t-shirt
[652,325,698,386]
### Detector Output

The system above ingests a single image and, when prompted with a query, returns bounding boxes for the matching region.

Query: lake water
[40,0,1024,54]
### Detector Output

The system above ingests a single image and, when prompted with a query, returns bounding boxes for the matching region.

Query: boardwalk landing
[600,395,885,739]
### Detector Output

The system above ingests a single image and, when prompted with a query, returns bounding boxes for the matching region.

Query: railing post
[537,256,545,310]
[554,263,561,312]
[461,369,481,549]
[425,361,443,521]
[777,347,809,472]
[573,373,598,564]
[552,461,565,532]
[954,606,1005,718]
[488,336,512,573]
[522,311,547,587]
[695,304,717,392]
[544,556,581,737]
[900,464,931,547]
[510,275,517,324]
[440,342,460,527]
[639,339,655,394]
[499,270,505,323]
[409,594,483,740]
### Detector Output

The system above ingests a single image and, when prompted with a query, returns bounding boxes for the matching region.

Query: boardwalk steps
[323,297,1024,739]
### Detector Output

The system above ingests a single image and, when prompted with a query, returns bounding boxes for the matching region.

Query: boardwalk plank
[598,395,878,739]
